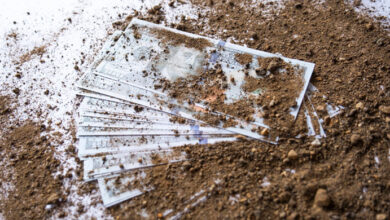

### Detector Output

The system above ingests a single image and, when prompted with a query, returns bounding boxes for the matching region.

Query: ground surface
[0,0,389,219]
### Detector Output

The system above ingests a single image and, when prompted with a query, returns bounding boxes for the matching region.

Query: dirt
[0,96,72,219]
[108,0,390,219]
[151,27,213,51]
[159,52,304,137]
[0,0,389,219]
[18,45,47,64]
[160,64,260,126]
[0,96,11,115]
[145,17,306,137]
[249,57,304,137]
[0,119,65,219]
[235,53,253,66]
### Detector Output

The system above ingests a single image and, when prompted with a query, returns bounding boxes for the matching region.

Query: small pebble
[45,204,53,210]
[183,161,191,170]
[12,88,20,95]
[376,214,387,220]
[288,150,298,160]
[46,193,59,204]
[316,105,326,112]
[356,102,364,110]
[365,22,374,31]
[260,128,269,136]
[350,134,361,145]
[314,188,330,207]
[379,105,390,114]
[267,60,279,72]
[269,99,275,107]
[353,0,361,7]
[311,139,321,147]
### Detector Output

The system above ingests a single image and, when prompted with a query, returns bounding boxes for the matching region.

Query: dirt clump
[234,53,253,65]
[244,57,304,137]
[257,57,284,74]
[18,45,46,64]
[0,96,11,115]
[151,28,213,51]
[313,188,330,208]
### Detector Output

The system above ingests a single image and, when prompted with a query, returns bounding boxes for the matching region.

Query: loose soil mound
[109,0,390,219]
[0,120,65,219]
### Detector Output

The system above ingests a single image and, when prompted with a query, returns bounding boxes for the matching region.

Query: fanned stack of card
[75,19,316,207]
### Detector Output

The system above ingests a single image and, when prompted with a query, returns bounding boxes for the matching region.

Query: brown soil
[108,0,390,219]
[161,54,304,137]
[1,0,389,219]
[0,121,65,219]
[151,27,213,51]
[246,57,304,137]
[235,53,253,66]
[18,45,46,64]
[0,96,11,116]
